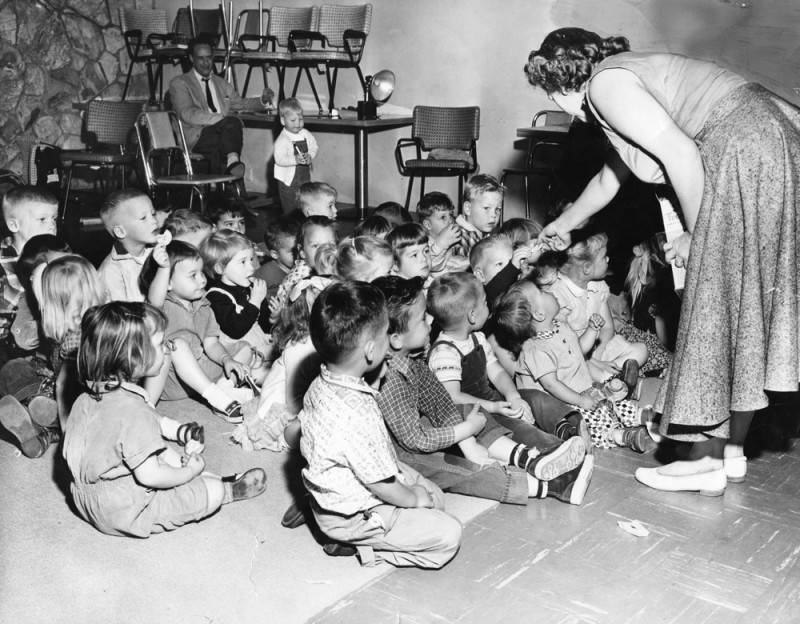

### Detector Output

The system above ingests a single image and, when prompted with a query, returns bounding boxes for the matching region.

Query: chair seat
[59,151,136,166]
[291,50,354,62]
[232,50,278,62]
[256,51,292,61]
[153,173,238,186]
[403,158,473,170]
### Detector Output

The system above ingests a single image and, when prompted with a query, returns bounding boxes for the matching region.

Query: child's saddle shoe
[546,455,594,505]
[527,436,586,481]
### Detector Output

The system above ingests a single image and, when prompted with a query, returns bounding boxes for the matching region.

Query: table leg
[355,128,368,219]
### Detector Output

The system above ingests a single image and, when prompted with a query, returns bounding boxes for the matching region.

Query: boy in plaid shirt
[373,275,594,505]
[453,174,503,257]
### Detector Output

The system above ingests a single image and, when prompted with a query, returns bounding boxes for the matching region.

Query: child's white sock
[215,376,255,404]
[201,383,236,412]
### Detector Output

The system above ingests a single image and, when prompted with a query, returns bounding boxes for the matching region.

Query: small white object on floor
[617,519,650,537]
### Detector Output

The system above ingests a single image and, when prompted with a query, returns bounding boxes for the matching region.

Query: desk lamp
[357,69,395,119]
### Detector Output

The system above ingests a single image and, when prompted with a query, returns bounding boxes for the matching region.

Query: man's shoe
[526,436,585,481]
[635,465,726,496]
[546,455,594,505]
[322,541,357,557]
[0,395,47,458]
[621,425,657,454]
[621,359,639,397]
[226,161,245,178]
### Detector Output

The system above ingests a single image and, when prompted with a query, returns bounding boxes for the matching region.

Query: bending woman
[527,27,800,495]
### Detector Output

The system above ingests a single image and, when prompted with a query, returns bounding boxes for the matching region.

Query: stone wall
[0,0,150,179]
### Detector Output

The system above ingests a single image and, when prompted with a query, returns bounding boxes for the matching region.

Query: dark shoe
[280,499,308,529]
[226,161,245,178]
[218,401,243,424]
[621,425,657,454]
[322,541,357,557]
[546,455,594,505]
[28,396,59,428]
[621,359,640,397]
[526,436,585,481]
[0,395,48,458]
[224,467,268,501]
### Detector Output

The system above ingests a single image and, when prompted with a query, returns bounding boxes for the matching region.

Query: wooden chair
[395,105,480,210]
[58,100,144,223]
[500,110,572,220]
[135,111,240,213]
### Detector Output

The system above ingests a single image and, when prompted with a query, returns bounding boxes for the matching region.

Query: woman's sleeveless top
[586,52,746,183]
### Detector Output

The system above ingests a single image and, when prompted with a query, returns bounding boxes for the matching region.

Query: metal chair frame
[395,105,480,210]
[228,8,272,97]
[135,110,239,213]
[58,100,144,223]
[500,110,572,220]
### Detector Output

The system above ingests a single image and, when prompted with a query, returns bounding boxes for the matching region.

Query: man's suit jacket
[169,72,263,148]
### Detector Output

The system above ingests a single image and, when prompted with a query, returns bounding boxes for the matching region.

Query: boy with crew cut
[373,275,594,505]
[163,208,215,250]
[454,174,503,257]
[300,280,462,569]
[254,216,298,295]
[417,191,469,276]
[98,189,161,302]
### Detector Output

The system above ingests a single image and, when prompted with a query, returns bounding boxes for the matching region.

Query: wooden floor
[313,417,800,624]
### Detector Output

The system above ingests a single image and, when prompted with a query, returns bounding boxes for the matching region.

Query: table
[236,111,413,218]
[516,124,570,143]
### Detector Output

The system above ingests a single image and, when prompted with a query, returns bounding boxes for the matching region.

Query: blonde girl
[62,301,267,537]
[336,235,394,282]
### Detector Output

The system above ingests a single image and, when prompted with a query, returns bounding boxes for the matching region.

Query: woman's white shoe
[723,455,747,483]
[634,465,727,496]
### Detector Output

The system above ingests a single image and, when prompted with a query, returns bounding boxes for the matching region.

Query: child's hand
[588,313,606,331]
[183,453,205,477]
[268,295,281,324]
[579,389,601,411]
[296,152,312,165]
[463,404,487,435]
[152,243,170,269]
[664,232,691,268]
[411,484,434,508]
[491,401,521,417]
[249,277,268,306]
[511,245,531,269]
[508,396,533,421]
[435,223,461,251]
[527,240,545,264]
[222,355,248,384]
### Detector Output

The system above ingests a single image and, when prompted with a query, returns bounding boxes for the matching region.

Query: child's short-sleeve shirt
[546,273,609,336]
[63,383,166,536]
[163,293,221,359]
[97,246,152,302]
[522,324,594,394]
[300,364,399,516]
[428,331,497,385]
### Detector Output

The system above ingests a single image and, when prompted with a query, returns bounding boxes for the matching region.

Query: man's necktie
[203,78,217,113]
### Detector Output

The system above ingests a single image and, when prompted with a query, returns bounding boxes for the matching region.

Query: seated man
[169,38,274,177]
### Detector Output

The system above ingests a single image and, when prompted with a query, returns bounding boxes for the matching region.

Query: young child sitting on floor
[427,272,591,470]
[299,280,462,568]
[297,181,337,220]
[209,200,247,235]
[373,201,412,227]
[470,234,538,310]
[254,216,299,294]
[493,280,656,453]
[336,235,394,282]
[454,174,503,256]
[201,230,272,363]
[417,191,469,276]
[542,232,647,394]
[139,240,256,423]
[353,215,392,239]
[63,301,267,538]
[386,223,432,283]
[373,275,593,505]
[97,189,161,302]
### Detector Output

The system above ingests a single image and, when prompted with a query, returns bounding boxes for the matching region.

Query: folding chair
[228,8,272,96]
[395,106,480,210]
[288,3,372,112]
[58,100,144,223]
[500,110,572,220]
[119,8,172,102]
[135,110,240,213]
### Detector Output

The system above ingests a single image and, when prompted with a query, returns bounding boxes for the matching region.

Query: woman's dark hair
[525,27,630,94]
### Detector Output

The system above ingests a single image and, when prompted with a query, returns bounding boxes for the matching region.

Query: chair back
[412,106,480,151]
[120,7,170,39]
[84,100,143,148]
[234,8,269,50]
[136,111,193,190]
[317,4,372,49]
[533,110,572,127]
[267,6,319,49]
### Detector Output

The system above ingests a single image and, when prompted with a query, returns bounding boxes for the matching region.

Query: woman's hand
[664,232,692,268]
[538,218,572,251]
